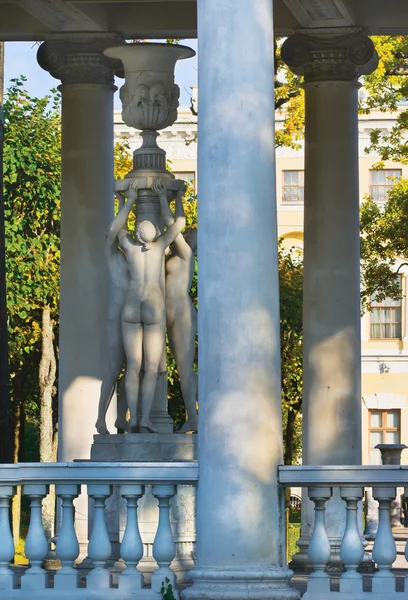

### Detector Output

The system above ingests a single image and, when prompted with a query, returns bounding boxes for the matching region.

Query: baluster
[372,487,397,593]
[54,484,80,589]
[21,484,49,590]
[119,484,145,591]
[307,486,332,595]
[339,487,364,593]
[0,486,15,589]
[151,484,177,593]
[87,484,112,589]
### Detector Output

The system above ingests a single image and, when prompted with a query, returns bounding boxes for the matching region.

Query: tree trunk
[284,408,300,509]
[0,42,12,464]
[39,305,57,540]
[12,396,22,545]
[284,408,298,466]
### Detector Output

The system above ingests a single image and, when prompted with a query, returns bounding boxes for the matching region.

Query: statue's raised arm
[153,179,192,261]
[108,178,139,248]
[155,181,186,249]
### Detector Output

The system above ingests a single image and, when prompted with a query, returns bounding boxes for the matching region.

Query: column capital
[37,33,124,85]
[281,27,378,83]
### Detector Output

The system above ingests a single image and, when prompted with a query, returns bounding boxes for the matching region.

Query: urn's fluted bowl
[104,43,195,131]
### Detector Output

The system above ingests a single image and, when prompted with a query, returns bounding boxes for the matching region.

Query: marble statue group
[93,42,198,437]
[95,177,198,435]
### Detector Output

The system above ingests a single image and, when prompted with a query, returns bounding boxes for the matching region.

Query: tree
[360,178,408,310]
[279,244,303,466]
[274,40,304,149]
[4,76,61,430]
[39,305,57,539]
[114,139,133,179]
[355,36,408,306]
[4,77,61,539]
[0,42,12,464]
[362,36,408,164]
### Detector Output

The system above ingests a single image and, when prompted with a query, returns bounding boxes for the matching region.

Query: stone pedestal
[90,434,197,583]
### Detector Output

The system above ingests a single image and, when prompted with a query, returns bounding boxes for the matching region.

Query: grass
[288,523,301,562]
[287,507,301,563]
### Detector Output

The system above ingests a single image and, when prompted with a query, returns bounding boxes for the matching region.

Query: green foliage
[360,178,408,311]
[24,420,40,462]
[114,139,133,180]
[4,77,61,444]
[279,243,303,465]
[352,36,408,308]
[362,36,408,164]
[274,40,304,149]
[288,523,301,563]
[160,578,176,600]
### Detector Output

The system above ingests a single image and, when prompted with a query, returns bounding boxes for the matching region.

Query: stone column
[37,33,123,548]
[282,29,378,570]
[182,2,298,600]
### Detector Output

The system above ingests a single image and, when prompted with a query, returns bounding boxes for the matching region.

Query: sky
[4,40,198,109]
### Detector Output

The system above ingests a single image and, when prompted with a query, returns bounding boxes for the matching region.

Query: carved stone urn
[376,443,408,465]
[104,43,195,178]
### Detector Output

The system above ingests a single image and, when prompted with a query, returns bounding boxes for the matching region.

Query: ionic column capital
[37,33,124,85]
[281,27,378,83]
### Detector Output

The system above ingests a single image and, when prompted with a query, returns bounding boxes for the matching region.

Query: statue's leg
[170,316,198,433]
[122,321,143,433]
[95,350,125,435]
[140,321,166,433]
[115,375,129,431]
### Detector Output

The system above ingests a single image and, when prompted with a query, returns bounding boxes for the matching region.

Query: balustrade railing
[4,462,408,599]
[279,465,408,598]
[0,461,198,599]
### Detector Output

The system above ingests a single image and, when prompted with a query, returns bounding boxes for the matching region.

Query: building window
[370,279,402,339]
[173,172,196,192]
[369,169,401,203]
[369,409,400,465]
[282,171,304,204]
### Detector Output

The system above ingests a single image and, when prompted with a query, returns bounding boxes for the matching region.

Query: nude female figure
[95,187,133,435]
[152,180,198,433]
[109,178,186,433]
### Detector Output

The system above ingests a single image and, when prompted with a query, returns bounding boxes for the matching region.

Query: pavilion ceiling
[0,0,407,41]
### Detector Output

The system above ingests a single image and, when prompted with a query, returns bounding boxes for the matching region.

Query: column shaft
[38,34,123,553]
[281,28,378,570]
[303,80,362,466]
[59,83,115,461]
[37,34,123,463]
[183,1,297,598]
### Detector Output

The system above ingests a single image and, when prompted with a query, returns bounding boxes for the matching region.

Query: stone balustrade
[280,465,408,598]
[0,462,198,599]
[5,462,408,599]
